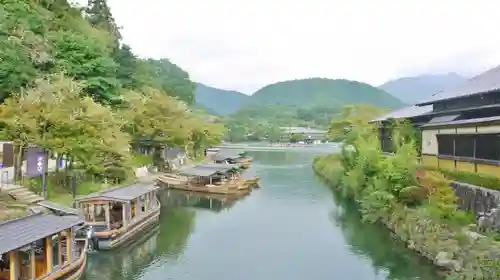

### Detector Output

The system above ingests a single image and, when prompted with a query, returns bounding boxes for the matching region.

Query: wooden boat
[0,213,88,280]
[240,169,260,188]
[232,156,253,169]
[75,182,161,251]
[157,164,251,195]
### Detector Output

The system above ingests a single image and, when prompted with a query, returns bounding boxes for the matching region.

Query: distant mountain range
[195,78,403,116]
[379,73,467,104]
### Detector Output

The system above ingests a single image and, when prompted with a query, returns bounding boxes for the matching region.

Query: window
[437,134,454,156]
[476,134,500,161]
[436,133,500,161]
[454,135,474,158]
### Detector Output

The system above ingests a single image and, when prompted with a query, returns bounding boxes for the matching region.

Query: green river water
[82,147,442,280]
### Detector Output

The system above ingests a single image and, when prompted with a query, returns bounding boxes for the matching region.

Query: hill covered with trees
[0,0,224,203]
[218,78,401,142]
[195,83,249,115]
[247,78,404,109]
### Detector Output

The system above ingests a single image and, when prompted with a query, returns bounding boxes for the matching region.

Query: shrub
[399,185,427,206]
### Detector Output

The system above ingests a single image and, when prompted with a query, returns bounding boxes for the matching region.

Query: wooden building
[0,214,87,280]
[75,183,160,250]
[413,66,500,176]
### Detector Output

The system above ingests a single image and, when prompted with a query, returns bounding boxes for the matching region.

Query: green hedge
[422,166,500,191]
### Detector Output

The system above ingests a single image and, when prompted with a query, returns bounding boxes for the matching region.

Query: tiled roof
[417,65,500,105]
[0,214,83,254]
[76,182,158,202]
[371,105,433,122]
[421,115,500,128]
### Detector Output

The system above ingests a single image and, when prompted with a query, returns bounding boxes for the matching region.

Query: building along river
[82,146,442,280]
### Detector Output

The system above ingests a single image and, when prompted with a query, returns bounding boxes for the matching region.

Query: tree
[114,44,141,89]
[137,59,195,105]
[85,0,121,48]
[50,30,120,105]
[189,121,225,158]
[327,104,385,143]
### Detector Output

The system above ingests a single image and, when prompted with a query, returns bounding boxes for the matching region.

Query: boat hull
[51,239,88,280]
[90,207,160,251]
[244,178,260,188]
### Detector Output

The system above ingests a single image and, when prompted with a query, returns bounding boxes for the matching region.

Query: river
[82,147,442,280]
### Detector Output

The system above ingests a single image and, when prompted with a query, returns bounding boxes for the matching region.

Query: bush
[399,185,427,206]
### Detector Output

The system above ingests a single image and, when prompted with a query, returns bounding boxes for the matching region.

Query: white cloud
[98,0,500,93]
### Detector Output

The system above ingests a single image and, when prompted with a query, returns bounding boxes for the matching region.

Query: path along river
[82,145,442,280]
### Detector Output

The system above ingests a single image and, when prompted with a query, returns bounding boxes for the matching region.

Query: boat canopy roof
[211,150,243,161]
[75,182,159,203]
[0,213,83,254]
[197,163,239,171]
[178,163,240,177]
[178,166,222,177]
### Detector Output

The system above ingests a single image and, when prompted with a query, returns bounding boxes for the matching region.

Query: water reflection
[329,188,443,280]
[83,226,159,280]
[158,189,249,212]
[82,206,196,280]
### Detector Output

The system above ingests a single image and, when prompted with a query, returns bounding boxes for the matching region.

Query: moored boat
[0,214,88,280]
[211,150,253,169]
[156,164,251,195]
[75,183,161,251]
[240,169,260,188]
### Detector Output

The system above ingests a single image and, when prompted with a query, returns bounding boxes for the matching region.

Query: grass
[0,192,28,221]
[131,154,153,167]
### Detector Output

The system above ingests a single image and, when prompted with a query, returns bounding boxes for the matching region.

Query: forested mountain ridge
[379,73,466,104]
[246,78,404,109]
[195,83,249,115]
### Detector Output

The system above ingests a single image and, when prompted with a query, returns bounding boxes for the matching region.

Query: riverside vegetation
[313,105,500,280]
[0,0,224,205]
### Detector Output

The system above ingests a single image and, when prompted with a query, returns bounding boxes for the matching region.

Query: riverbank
[312,154,500,280]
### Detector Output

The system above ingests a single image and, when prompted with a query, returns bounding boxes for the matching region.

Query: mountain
[195,83,249,115]
[246,78,404,109]
[379,73,467,104]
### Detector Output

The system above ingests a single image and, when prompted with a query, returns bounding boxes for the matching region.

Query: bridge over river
[82,144,442,280]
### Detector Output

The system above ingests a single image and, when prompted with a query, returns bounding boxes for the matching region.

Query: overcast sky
[99,0,500,94]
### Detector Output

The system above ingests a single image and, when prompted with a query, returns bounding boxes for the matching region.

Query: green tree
[85,0,121,47]
[114,44,141,89]
[50,30,120,104]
